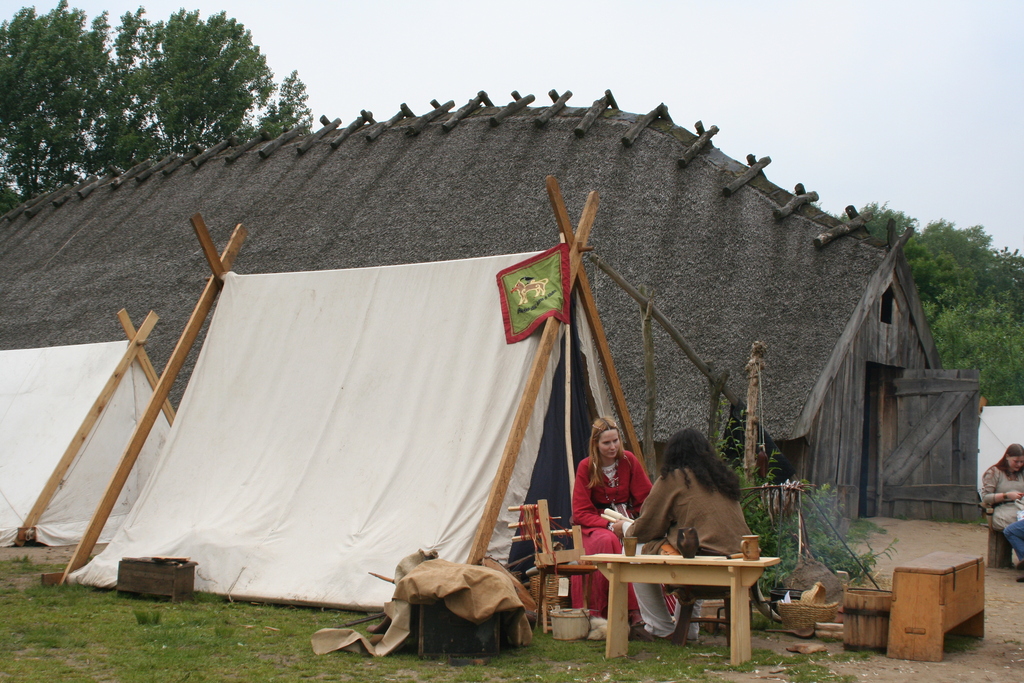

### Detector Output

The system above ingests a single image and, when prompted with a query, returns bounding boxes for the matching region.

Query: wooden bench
[983,506,1014,569]
[887,552,984,662]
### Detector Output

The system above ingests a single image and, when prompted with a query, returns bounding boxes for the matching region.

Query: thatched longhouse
[0,91,979,519]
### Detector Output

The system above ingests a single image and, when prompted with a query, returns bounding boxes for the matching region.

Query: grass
[0,557,883,682]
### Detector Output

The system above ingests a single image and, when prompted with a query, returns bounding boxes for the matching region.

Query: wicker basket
[529,574,572,613]
[778,601,839,630]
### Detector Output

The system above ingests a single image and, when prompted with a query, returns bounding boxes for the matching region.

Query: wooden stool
[887,552,984,662]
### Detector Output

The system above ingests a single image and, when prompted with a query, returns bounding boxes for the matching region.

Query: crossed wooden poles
[465,176,640,564]
[59,214,246,582]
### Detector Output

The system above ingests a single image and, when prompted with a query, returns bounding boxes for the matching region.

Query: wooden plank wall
[796,269,931,509]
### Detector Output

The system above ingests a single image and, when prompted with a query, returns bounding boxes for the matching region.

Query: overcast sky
[15,0,1024,252]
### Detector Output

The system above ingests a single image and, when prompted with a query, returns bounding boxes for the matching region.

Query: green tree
[0,2,109,197]
[257,70,312,138]
[144,10,274,153]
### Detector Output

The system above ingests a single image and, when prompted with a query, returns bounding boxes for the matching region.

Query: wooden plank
[884,389,974,487]
[893,252,941,369]
[189,213,226,280]
[117,309,175,425]
[61,222,246,582]
[893,377,979,396]
[465,315,561,565]
[791,230,913,439]
[884,485,978,504]
[19,312,159,535]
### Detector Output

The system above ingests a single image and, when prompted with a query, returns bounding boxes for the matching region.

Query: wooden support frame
[60,214,246,582]
[465,176,641,565]
[16,311,160,545]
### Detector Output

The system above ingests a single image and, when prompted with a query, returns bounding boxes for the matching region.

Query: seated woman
[981,443,1024,570]
[571,416,652,623]
[621,427,751,640]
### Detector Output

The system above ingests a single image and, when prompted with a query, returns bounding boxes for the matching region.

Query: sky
[11,0,1024,253]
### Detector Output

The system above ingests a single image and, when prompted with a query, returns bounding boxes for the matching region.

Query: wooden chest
[117,557,197,601]
[886,551,984,662]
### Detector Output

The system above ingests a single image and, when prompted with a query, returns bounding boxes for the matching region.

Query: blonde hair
[587,416,624,488]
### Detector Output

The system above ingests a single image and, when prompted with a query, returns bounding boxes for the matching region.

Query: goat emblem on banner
[496,244,570,344]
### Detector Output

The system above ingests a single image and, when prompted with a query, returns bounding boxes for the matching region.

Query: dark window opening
[880,286,894,324]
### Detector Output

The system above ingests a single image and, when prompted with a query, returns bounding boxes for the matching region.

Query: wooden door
[880,369,980,519]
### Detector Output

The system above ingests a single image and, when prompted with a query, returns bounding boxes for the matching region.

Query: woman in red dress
[571,416,652,622]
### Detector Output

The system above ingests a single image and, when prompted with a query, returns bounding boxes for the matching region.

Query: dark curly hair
[661,428,741,501]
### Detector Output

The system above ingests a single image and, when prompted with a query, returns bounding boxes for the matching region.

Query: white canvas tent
[978,405,1024,487]
[0,341,169,546]
[71,252,610,610]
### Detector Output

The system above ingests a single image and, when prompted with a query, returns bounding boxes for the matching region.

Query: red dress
[570,450,652,617]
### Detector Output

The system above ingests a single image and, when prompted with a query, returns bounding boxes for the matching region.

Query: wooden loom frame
[59,214,246,582]
[466,176,640,565]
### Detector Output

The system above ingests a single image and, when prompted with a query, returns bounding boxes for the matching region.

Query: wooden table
[582,553,780,664]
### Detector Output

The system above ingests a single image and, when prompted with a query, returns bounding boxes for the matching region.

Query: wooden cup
[741,535,760,561]
[622,536,638,556]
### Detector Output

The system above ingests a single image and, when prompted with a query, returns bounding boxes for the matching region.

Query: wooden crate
[887,552,984,662]
[117,558,197,601]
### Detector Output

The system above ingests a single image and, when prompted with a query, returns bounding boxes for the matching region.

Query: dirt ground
[4,520,1023,682]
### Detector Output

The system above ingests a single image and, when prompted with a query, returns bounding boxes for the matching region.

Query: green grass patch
[0,556,876,682]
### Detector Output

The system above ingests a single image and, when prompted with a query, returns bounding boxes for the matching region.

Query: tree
[0,2,109,198]
[1,6,302,198]
[258,70,312,138]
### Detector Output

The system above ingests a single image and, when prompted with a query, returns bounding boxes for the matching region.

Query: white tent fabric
[0,342,168,546]
[978,405,1024,487]
[72,253,576,610]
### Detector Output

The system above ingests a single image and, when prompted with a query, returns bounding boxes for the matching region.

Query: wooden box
[117,557,197,601]
[887,551,984,662]
[416,601,500,659]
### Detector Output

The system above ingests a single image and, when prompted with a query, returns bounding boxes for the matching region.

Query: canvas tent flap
[0,342,168,546]
[978,405,1024,487]
[71,253,580,610]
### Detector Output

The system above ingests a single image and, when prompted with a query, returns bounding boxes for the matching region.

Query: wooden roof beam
[490,92,536,127]
[161,150,198,175]
[192,138,238,169]
[52,176,96,208]
[365,103,415,142]
[621,103,671,147]
[298,115,341,154]
[774,183,819,220]
[722,154,771,197]
[135,155,176,183]
[226,130,271,162]
[258,127,304,159]
[535,89,572,128]
[329,110,375,150]
[677,122,719,168]
[443,91,492,132]
[404,100,454,136]
[814,205,874,248]
[574,89,617,138]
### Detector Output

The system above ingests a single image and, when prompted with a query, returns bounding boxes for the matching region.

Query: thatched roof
[0,93,888,441]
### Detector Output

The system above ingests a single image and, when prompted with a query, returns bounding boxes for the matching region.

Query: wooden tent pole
[17,311,160,544]
[744,341,766,477]
[466,315,562,564]
[546,177,643,460]
[60,217,246,582]
[117,309,175,425]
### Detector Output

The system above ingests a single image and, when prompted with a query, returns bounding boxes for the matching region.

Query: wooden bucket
[843,588,892,652]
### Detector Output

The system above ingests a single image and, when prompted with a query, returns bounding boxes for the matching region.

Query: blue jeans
[1004,519,1024,563]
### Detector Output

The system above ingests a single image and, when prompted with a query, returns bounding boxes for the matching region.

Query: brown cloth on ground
[311,559,532,656]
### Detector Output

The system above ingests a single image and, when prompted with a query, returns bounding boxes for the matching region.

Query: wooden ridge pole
[60,216,246,582]
[17,311,159,544]
[117,309,175,425]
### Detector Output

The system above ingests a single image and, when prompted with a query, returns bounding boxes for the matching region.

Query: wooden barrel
[843,588,892,652]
